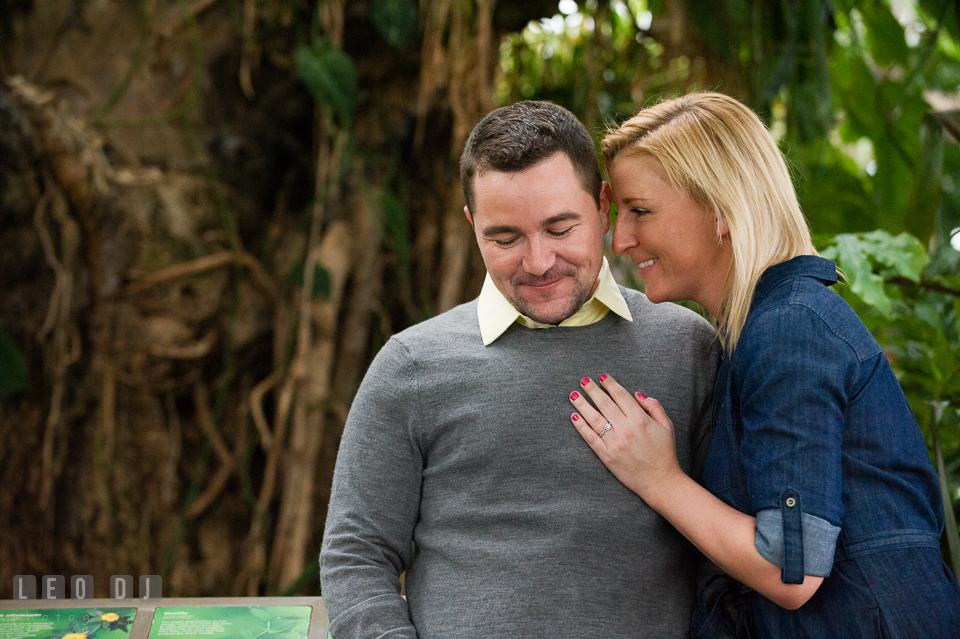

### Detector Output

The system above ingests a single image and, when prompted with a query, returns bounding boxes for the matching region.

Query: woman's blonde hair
[601,92,816,353]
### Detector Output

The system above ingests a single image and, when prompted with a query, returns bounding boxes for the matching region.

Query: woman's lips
[638,257,658,274]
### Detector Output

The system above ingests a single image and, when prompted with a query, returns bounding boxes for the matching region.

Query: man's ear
[599,182,613,235]
[464,206,474,227]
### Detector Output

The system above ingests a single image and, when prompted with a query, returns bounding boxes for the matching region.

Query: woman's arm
[571,375,823,610]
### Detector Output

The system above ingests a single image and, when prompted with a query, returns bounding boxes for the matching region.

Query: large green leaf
[0,323,28,397]
[295,39,356,124]
[860,2,910,68]
[825,233,892,315]
[821,230,930,315]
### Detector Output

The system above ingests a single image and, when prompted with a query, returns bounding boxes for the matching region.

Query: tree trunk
[0,0,560,596]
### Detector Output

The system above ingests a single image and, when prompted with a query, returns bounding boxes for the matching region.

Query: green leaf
[832,53,883,139]
[860,3,910,68]
[826,234,892,315]
[295,40,356,124]
[862,229,930,281]
[0,322,29,397]
[288,262,331,300]
[372,0,418,48]
[821,230,930,315]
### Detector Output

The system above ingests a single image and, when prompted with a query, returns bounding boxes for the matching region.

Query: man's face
[466,152,611,325]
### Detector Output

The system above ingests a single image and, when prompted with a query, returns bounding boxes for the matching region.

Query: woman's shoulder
[743,278,882,364]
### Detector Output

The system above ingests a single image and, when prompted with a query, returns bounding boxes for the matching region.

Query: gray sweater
[320,288,720,638]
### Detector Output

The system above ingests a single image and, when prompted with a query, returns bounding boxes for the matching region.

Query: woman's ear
[599,182,613,234]
[717,216,729,238]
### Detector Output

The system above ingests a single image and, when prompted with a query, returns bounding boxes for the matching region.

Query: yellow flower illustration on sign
[62,633,88,639]
[100,613,120,622]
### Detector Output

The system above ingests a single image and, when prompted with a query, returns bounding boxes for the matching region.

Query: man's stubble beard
[509,276,594,325]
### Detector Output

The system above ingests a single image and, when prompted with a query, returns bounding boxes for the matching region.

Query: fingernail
[580,377,590,386]
[571,414,579,421]
[599,374,608,382]
[570,391,580,400]
[636,392,647,399]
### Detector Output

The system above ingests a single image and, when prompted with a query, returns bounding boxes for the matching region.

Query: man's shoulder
[359,299,481,388]
[390,298,481,350]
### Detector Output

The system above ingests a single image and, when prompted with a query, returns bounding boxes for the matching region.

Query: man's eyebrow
[542,211,583,226]
[481,224,521,238]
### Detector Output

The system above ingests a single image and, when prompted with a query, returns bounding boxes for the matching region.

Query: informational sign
[0,608,135,639]
[147,607,312,639]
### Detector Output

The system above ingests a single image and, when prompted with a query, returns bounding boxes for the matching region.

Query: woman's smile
[637,257,658,271]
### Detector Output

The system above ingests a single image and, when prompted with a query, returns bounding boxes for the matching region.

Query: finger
[634,392,674,429]
[570,412,606,449]
[578,377,627,426]
[569,388,611,435]
[597,373,645,417]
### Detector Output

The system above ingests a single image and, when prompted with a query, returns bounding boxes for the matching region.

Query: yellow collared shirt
[477,257,633,345]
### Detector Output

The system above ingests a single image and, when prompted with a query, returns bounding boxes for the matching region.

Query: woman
[568,93,960,637]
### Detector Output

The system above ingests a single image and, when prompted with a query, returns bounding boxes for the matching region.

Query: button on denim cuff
[755,505,841,578]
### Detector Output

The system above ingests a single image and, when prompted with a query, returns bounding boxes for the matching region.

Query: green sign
[0,608,135,639]
[147,607,311,639]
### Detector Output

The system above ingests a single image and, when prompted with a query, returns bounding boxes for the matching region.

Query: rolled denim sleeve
[755,507,841,577]
[734,303,854,583]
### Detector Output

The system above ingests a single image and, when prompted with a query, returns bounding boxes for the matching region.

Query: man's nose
[523,236,556,276]
[611,217,638,255]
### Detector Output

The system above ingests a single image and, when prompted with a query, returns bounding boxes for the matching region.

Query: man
[320,101,719,638]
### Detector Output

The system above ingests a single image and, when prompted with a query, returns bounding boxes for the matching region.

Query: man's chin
[515,301,578,325]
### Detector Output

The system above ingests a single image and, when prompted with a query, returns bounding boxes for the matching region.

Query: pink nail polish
[599,374,608,382]
[580,377,590,386]
[636,392,647,399]
[572,414,579,421]
[570,391,580,401]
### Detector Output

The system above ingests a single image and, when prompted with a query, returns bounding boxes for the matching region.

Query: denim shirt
[703,256,944,585]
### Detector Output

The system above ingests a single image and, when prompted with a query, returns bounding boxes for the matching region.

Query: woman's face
[608,153,733,317]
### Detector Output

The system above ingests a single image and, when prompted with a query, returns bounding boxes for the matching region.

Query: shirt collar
[477,257,633,346]
[752,255,838,308]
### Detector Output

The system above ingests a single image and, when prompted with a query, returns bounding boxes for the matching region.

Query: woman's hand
[571,375,825,609]
[569,374,684,503]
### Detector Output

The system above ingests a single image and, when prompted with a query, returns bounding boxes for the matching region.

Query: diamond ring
[598,423,612,438]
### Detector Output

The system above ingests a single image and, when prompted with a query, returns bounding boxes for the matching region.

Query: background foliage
[1,0,958,595]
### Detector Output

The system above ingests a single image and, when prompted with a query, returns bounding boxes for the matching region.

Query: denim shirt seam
[838,529,941,559]
[785,293,863,361]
